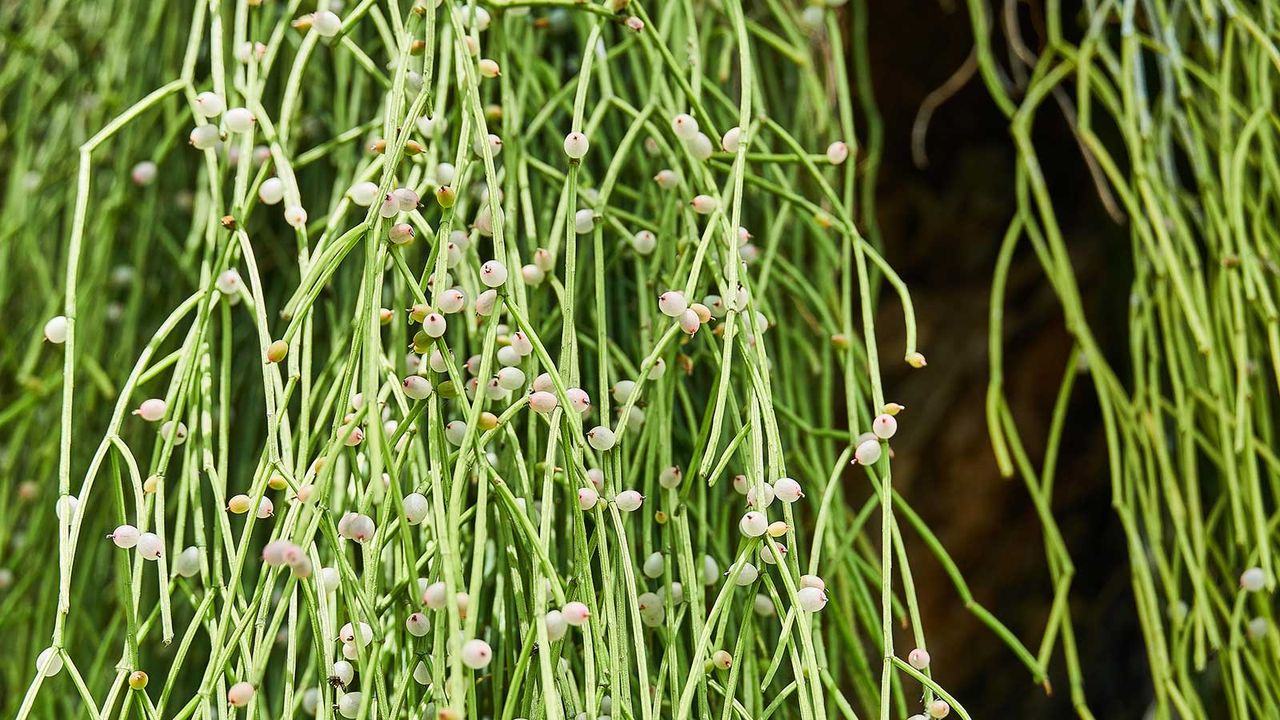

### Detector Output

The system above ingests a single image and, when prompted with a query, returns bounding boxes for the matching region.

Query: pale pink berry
[586,426,616,451]
[826,141,850,165]
[403,493,429,525]
[690,195,719,214]
[134,398,166,422]
[577,488,599,511]
[615,490,643,512]
[686,132,713,160]
[567,387,591,414]
[44,316,68,344]
[403,375,433,400]
[110,524,140,549]
[228,681,255,707]
[480,260,508,288]
[131,161,158,186]
[344,427,364,447]
[262,539,295,566]
[747,483,774,508]
[284,205,308,228]
[521,264,545,286]
[224,107,255,133]
[671,113,698,140]
[658,291,688,318]
[475,289,498,316]
[721,126,742,152]
[439,288,466,314]
[873,413,898,440]
[423,313,447,338]
[908,648,931,670]
[379,194,399,218]
[739,512,767,538]
[137,532,163,560]
[564,132,589,159]
[259,177,285,205]
[529,391,557,413]
[800,574,826,591]
[389,222,415,245]
[460,638,492,669]
[393,187,419,211]
[331,660,354,687]
[854,439,882,465]
[678,309,701,335]
[339,621,373,646]
[312,10,342,37]
[406,612,429,637]
[562,601,591,626]
[194,92,226,118]
[511,331,533,356]
[1242,567,1267,592]
[533,248,554,272]
[348,181,379,206]
[632,229,657,254]
[642,552,664,579]
[189,124,219,150]
[774,477,803,503]
[422,581,447,609]
[255,497,274,519]
[445,421,467,446]
[796,586,828,612]
[216,269,242,295]
[496,367,525,390]
[339,512,375,542]
[545,610,568,640]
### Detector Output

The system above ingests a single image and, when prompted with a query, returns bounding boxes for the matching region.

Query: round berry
[1242,567,1267,592]
[826,141,850,165]
[403,493,429,525]
[312,10,342,37]
[134,398,167,422]
[873,413,898,439]
[854,439,882,466]
[564,132,589,159]
[658,291,688,318]
[671,113,698,140]
[739,512,767,538]
[460,638,493,669]
[194,92,226,118]
[189,125,219,150]
[480,260,508,288]
[44,316,68,344]
[615,490,643,512]
[796,586,828,612]
[562,601,591,626]
[349,181,379,206]
[586,426,616,451]
[224,107,255,133]
[908,648,931,670]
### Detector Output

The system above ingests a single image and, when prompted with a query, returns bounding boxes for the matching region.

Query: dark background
[861,1,1150,716]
